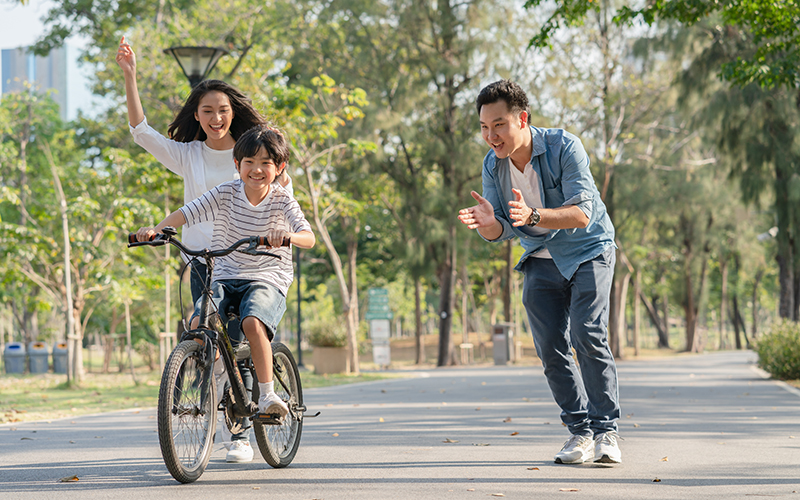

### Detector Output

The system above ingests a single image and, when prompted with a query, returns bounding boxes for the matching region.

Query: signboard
[365,287,393,320]
[372,343,391,366]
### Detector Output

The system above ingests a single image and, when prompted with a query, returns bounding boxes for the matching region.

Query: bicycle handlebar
[127,226,290,259]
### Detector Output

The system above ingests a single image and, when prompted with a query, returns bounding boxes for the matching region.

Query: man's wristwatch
[527,207,541,227]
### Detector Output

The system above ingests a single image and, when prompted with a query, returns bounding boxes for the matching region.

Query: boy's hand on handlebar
[135,227,158,243]
[265,229,290,248]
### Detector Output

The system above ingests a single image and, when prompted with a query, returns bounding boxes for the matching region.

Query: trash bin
[28,341,50,373]
[492,323,515,365]
[4,342,26,374]
[53,342,68,374]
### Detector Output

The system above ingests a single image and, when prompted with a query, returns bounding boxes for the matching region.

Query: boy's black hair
[475,80,530,124]
[233,125,290,165]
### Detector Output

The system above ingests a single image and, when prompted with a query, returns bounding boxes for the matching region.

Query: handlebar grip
[257,236,292,247]
[128,232,156,244]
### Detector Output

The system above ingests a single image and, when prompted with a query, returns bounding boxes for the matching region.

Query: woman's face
[194,91,234,142]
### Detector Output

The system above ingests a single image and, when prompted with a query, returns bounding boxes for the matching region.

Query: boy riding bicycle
[136,124,315,429]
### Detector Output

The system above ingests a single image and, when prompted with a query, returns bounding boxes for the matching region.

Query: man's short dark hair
[476,80,530,123]
[233,125,290,165]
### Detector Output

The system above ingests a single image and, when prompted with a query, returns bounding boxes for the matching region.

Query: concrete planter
[312,346,350,375]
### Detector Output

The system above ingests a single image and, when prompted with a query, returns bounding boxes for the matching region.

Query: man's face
[479,100,528,159]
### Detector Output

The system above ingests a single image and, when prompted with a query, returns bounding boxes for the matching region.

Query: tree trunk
[125,300,137,383]
[730,295,742,350]
[633,269,641,356]
[719,258,728,350]
[609,269,630,359]
[502,240,512,322]
[777,253,795,319]
[437,225,457,367]
[414,277,425,364]
[751,269,764,339]
[640,291,668,348]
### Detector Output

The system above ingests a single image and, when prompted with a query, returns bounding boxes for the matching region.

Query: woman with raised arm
[116,36,290,464]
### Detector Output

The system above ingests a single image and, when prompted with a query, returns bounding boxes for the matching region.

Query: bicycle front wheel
[253,342,303,468]
[157,340,216,483]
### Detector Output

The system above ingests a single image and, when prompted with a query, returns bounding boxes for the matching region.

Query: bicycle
[128,226,314,483]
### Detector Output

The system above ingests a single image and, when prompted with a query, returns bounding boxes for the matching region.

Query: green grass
[0,367,400,424]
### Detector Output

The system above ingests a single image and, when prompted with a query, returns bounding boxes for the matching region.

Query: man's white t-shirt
[509,162,552,259]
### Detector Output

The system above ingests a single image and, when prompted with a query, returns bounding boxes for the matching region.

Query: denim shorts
[192,279,286,340]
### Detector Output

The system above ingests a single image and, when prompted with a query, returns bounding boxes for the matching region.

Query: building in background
[1,43,95,121]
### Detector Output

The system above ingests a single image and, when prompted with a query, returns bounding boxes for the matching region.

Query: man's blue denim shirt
[480,126,615,280]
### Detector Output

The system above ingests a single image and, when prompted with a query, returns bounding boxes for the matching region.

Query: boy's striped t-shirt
[179,179,311,296]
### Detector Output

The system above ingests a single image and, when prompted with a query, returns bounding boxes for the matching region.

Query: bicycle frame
[129,227,284,419]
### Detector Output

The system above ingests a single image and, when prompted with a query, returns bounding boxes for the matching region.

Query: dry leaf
[653,478,662,483]
[467,488,475,491]
[443,438,459,443]
[381,389,386,393]
[473,443,490,446]
[561,422,567,427]
[58,475,79,483]
[252,487,260,490]
[69,441,75,444]
[440,389,446,393]
[660,456,668,462]
[510,432,519,436]
[325,404,334,407]
[475,407,481,411]
[332,433,339,437]
[481,382,487,386]
[559,488,580,492]
[20,437,33,441]
[633,423,640,428]
[491,494,505,497]
[790,436,796,439]
[379,418,385,422]
[527,467,540,470]
[503,417,512,423]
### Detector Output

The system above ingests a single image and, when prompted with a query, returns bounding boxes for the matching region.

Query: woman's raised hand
[115,36,136,74]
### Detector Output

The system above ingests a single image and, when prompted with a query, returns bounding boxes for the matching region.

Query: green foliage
[305,320,348,347]
[526,0,800,89]
[754,320,800,380]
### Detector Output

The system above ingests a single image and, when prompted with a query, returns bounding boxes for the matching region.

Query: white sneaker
[225,439,254,463]
[554,434,595,464]
[594,431,622,463]
[258,391,289,419]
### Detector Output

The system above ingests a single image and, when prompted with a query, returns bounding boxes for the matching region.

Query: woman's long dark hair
[167,80,265,142]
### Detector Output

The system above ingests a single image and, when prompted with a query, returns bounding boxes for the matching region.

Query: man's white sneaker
[258,391,289,419]
[554,434,595,464]
[225,439,254,463]
[594,431,622,463]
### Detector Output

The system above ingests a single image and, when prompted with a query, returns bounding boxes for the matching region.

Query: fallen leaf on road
[473,443,490,446]
[653,478,662,482]
[69,441,75,444]
[481,382,487,386]
[503,417,512,423]
[561,423,567,427]
[491,494,505,497]
[252,487,260,490]
[790,436,796,439]
[475,407,481,411]
[332,433,339,437]
[443,438,459,443]
[325,404,334,407]
[510,432,519,436]
[58,476,79,482]
[660,456,668,462]
[527,467,540,470]
[626,413,634,418]
[467,488,475,491]
[559,488,579,492]
[379,417,385,422]
[20,437,33,441]
[440,389,446,393]
[633,423,640,428]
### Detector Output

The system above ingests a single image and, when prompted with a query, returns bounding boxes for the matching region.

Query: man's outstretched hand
[458,191,496,230]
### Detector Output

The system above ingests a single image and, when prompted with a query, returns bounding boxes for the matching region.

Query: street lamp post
[163,46,229,87]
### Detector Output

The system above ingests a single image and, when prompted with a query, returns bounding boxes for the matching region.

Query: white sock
[258,381,274,397]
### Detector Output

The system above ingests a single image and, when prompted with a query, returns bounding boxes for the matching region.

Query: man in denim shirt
[458,80,621,464]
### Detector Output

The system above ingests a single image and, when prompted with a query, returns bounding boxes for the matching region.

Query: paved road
[1,351,798,499]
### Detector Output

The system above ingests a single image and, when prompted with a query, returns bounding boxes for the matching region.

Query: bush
[754,320,800,380]
[306,320,347,348]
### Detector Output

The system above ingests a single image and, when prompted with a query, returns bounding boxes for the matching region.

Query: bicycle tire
[252,342,303,468]
[157,340,216,483]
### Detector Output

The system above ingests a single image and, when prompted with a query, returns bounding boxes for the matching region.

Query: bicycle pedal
[253,413,284,425]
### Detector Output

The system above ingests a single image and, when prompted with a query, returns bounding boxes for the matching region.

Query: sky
[0,0,98,120]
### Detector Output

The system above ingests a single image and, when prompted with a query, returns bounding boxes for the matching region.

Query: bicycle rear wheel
[157,340,216,483]
[253,342,303,468]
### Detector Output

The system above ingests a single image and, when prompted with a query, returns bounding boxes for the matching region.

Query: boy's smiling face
[235,147,285,202]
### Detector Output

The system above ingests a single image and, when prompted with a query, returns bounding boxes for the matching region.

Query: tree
[525,0,800,88]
